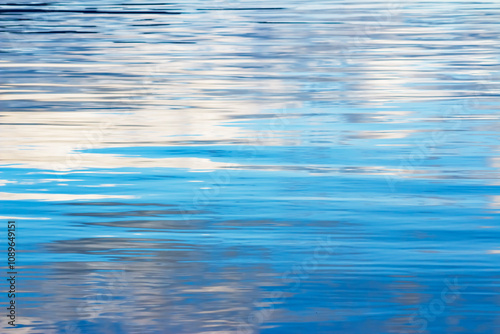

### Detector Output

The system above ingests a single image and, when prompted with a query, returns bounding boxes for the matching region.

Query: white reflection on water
[1,0,500,333]
[0,192,135,201]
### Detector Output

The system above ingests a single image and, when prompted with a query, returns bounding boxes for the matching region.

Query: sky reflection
[1,0,500,333]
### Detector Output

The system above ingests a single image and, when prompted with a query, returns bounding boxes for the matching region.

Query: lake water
[1,1,500,333]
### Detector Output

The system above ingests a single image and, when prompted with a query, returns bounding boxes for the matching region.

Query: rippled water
[1,1,500,333]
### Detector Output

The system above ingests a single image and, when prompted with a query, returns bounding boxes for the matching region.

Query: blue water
[1,1,500,333]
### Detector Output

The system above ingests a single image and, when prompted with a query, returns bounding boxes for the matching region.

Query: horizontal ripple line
[197,7,286,11]
[0,9,181,14]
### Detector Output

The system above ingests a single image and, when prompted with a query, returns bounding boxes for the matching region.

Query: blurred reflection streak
[0,192,134,201]
[35,238,277,333]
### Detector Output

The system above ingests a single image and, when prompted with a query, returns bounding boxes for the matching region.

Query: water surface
[1,0,500,333]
